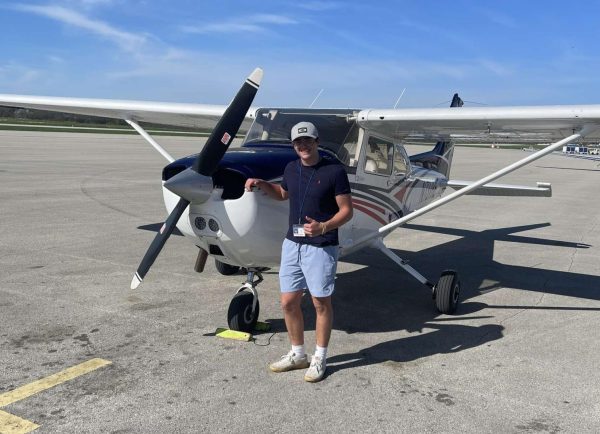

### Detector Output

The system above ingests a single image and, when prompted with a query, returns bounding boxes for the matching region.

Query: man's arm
[304,194,353,237]
[244,178,289,201]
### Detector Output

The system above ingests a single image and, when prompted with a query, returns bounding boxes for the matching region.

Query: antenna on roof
[309,89,324,108]
[393,88,406,109]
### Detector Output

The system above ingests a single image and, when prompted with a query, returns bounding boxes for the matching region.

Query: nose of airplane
[163,167,214,204]
[130,67,263,289]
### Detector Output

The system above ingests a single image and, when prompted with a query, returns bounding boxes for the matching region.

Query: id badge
[293,224,306,237]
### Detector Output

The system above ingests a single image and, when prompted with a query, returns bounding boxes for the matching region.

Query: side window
[393,143,409,176]
[364,136,393,175]
[339,123,360,167]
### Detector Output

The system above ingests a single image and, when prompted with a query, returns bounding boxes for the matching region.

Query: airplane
[2,67,600,333]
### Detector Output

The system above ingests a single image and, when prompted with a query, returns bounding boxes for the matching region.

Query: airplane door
[352,133,398,230]
[356,133,395,189]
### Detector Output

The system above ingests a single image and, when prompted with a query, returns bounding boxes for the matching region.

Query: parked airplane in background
[2,68,600,332]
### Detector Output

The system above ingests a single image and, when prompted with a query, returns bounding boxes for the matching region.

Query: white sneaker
[269,351,309,373]
[304,355,326,382]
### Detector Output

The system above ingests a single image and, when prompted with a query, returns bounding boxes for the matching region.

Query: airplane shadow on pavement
[325,322,503,375]
[140,220,600,373]
[395,222,600,303]
[289,222,599,375]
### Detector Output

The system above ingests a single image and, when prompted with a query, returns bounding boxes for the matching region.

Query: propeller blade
[130,198,189,289]
[130,67,263,289]
[193,67,263,176]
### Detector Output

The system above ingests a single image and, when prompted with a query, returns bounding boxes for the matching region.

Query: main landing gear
[221,240,461,333]
[376,240,460,314]
[227,269,263,332]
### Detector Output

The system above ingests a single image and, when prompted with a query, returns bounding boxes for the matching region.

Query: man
[244,121,353,382]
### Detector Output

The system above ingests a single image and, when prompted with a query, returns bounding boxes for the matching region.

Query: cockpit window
[365,136,394,176]
[244,108,359,165]
[339,122,360,167]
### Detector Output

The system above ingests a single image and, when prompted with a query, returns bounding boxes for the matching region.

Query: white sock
[315,345,327,360]
[292,344,305,358]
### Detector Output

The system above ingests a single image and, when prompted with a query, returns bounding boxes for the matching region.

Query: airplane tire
[215,259,240,275]
[435,270,460,314]
[227,291,260,332]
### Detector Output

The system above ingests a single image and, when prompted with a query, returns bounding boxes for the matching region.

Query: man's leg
[271,239,310,372]
[312,295,333,348]
[301,244,337,349]
[269,289,309,372]
[281,290,305,346]
[304,295,332,382]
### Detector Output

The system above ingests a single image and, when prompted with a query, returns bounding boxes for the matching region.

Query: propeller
[130,68,263,289]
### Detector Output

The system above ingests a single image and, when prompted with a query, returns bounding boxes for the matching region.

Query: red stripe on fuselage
[353,203,387,225]
[394,179,415,201]
[352,198,386,215]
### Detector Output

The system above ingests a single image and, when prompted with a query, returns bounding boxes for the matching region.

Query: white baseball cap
[291,121,319,141]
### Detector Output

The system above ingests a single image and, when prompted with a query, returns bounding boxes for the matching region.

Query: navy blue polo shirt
[281,158,351,246]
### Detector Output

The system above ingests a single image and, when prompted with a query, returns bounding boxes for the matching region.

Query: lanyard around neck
[297,160,317,224]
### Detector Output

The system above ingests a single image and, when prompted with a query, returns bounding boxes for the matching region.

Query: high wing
[4,95,600,142]
[349,105,600,251]
[0,94,256,131]
[357,105,600,143]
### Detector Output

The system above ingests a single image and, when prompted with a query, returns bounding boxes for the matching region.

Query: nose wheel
[227,270,263,332]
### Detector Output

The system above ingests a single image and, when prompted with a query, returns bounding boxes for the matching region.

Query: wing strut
[125,119,175,163]
[347,124,599,252]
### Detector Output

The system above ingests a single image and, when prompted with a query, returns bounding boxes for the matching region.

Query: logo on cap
[298,127,308,134]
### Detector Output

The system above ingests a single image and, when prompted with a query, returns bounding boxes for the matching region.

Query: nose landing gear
[227,269,263,332]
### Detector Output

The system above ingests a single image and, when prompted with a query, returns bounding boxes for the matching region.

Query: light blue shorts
[279,238,340,298]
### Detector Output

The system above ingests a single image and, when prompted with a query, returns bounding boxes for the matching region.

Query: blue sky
[1,0,599,108]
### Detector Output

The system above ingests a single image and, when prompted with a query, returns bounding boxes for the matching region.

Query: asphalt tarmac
[1,130,599,433]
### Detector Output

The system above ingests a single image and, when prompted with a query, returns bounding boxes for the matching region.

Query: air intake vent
[208,244,224,256]
[212,168,246,200]
[194,217,206,230]
[162,164,187,181]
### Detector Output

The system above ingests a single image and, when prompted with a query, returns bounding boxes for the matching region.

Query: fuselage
[161,133,452,268]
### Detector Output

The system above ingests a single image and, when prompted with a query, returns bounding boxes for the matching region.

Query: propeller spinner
[130,68,263,289]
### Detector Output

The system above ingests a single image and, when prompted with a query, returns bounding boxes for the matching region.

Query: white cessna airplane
[2,68,600,332]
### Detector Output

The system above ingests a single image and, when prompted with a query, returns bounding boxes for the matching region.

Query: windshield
[244,108,358,164]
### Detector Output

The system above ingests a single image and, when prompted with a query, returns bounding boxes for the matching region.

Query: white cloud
[100,48,479,107]
[181,14,297,34]
[13,4,147,52]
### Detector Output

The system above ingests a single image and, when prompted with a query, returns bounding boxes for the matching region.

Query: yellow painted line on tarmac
[0,358,112,407]
[0,410,39,434]
[0,358,112,433]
